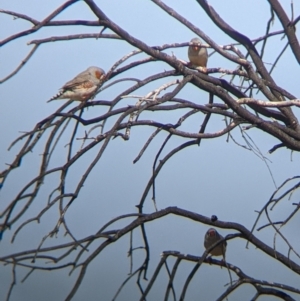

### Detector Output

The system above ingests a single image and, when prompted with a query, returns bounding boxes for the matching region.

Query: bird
[188,37,208,71]
[204,228,226,258]
[47,66,105,103]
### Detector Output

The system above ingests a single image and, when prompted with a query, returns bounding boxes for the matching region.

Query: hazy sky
[1,1,300,300]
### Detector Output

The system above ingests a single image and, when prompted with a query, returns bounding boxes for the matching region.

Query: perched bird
[188,37,208,70]
[204,228,226,258]
[47,66,105,102]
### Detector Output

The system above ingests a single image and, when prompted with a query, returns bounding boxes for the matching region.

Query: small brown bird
[204,228,226,258]
[47,66,105,102]
[188,37,208,70]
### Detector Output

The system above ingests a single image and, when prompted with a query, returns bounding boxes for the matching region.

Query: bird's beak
[95,70,104,80]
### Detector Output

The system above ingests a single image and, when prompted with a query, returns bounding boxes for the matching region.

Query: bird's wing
[61,70,89,90]
[220,234,227,247]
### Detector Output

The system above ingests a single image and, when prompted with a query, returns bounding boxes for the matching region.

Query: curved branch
[267,0,300,63]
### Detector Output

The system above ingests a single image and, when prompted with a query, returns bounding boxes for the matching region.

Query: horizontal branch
[162,251,300,295]
[28,33,120,45]
[0,0,80,47]
[237,98,300,107]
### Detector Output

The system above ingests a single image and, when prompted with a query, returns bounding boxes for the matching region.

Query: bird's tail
[47,91,63,103]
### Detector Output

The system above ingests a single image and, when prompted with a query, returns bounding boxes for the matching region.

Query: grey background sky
[1,0,300,300]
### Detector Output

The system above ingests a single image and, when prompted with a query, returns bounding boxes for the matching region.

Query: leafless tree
[1,0,300,300]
